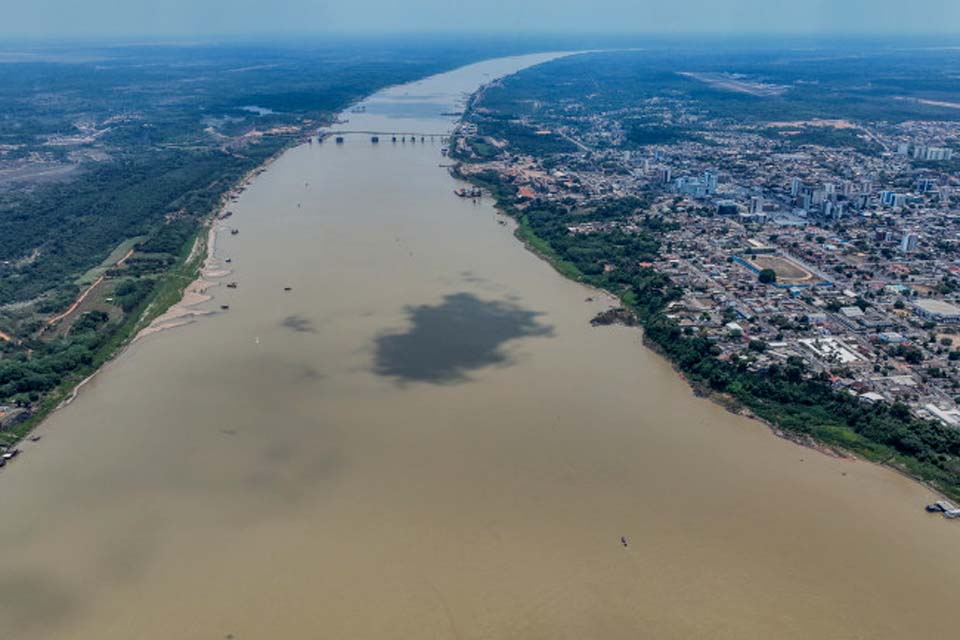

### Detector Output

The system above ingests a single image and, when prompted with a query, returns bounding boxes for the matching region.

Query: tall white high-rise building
[703,170,717,195]
[900,233,919,253]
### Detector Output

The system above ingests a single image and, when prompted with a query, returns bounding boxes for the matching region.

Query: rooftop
[914,298,960,316]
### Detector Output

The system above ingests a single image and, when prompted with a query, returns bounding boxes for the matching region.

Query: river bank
[0,132,306,452]
[453,161,960,504]
[3,53,959,640]
[0,54,573,451]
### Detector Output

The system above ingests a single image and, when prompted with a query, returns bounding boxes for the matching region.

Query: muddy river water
[0,53,958,639]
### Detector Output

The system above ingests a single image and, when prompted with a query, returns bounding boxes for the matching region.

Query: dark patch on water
[373,292,552,384]
[459,269,485,284]
[280,314,316,333]
[299,365,323,381]
[0,572,78,636]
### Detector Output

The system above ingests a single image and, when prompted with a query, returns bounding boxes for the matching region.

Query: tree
[758,268,777,284]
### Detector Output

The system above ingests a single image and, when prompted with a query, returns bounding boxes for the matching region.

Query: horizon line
[3,30,960,44]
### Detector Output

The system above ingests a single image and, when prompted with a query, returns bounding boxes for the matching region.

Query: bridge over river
[319,130,451,142]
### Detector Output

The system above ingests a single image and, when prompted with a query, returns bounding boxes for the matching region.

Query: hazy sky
[3,0,959,38]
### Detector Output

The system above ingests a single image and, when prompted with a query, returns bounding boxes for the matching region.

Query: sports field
[748,254,817,284]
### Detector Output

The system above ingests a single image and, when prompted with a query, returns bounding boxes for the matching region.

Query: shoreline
[3,53,574,452]
[134,150,290,340]
[135,52,576,342]
[2,134,303,451]
[455,167,956,507]
[135,212,227,339]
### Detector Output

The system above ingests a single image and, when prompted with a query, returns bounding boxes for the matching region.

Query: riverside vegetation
[0,38,559,444]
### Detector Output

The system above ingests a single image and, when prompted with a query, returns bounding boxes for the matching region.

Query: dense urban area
[452,48,960,501]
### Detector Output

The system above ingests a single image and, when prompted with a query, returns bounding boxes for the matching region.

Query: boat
[283,287,292,291]
[926,501,960,519]
[335,136,345,144]
[225,258,232,263]
[230,229,239,235]
[220,305,230,310]
[2,448,21,460]
[226,282,237,289]
[927,500,956,513]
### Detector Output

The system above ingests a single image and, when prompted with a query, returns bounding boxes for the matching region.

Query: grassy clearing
[75,236,146,285]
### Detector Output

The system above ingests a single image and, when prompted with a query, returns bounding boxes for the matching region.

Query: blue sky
[3,0,959,37]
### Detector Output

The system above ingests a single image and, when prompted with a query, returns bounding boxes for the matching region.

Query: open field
[897,96,960,110]
[678,71,787,96]
[766,119,857,129]
[747,254,817,284]
[75,237,145,285]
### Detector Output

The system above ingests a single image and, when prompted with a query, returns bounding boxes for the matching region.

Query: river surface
[1,53,958,640]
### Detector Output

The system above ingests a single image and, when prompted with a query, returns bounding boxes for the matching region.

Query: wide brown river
[1,54,958,639]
